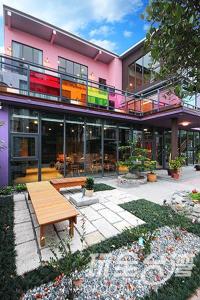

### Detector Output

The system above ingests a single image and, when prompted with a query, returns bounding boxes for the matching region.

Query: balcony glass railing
[0,54,199,115]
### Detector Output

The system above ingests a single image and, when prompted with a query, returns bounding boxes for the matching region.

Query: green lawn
[1,197,200,300]
[94,183,115,192]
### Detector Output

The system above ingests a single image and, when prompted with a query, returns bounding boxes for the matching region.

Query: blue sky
[0,0,149,54]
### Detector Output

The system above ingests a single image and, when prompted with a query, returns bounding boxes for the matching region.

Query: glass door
[103,125,117,176]
[41,115,64,180]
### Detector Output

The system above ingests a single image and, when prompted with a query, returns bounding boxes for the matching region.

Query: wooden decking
[50,177,86,191]
[26,181,78,247]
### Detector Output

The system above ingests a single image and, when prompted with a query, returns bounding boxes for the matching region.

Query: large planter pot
[85,189,94,197]
[171,170,180,180]
[194,165,200,171]
[118,165,129,173]
[147,172,157,182]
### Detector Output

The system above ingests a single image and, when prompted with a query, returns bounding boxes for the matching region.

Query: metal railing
[0,54,198,116]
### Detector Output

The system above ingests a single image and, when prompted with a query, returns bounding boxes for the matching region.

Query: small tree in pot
[84,177,94,197]
[169,156,185,179]
[145,160,157,182]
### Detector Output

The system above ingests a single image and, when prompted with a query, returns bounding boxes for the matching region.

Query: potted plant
[84,177,94,197]
[169,156,185,179]
[0,185,14,202]
[146,160,157,182]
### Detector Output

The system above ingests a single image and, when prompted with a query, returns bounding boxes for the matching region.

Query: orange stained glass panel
[62,79,86,105]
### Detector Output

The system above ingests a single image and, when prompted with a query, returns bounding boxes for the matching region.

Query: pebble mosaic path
[14,188,143,275]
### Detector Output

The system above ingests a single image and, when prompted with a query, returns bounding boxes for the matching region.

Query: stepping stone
[58,228,87,252]
[13,193,25,202]
[103,201,124,213]
[14,200,28,211]
[91,203,105,211]
[75,217,96,235]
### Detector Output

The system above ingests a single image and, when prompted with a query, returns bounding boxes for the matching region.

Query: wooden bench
[50,177,86,191]
[26,181,79,247]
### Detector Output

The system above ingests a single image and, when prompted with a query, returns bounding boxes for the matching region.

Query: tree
[142,0,200,96]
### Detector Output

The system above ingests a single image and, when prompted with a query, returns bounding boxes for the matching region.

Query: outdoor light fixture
[60,123,63,126]
[143,128,148,132]
[33,120,38,124]
[180,121,190,126]
[48,128,52,131]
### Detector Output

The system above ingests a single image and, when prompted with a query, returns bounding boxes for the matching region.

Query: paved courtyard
[14,188,144,275]
[14,166,200,276]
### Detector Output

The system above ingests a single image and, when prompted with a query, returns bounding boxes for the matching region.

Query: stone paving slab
[118,211,145,226]
[84,230,104,246]
[14,208,31,224]
[79,206,102,221]
[14,186,145,275]
[14,200,28,211]
[92,218,120,239]
[98,208,122,224]
[14,221,35,245]
[13,193,26,202]
[113,220,132,231]
[16,240,40,275]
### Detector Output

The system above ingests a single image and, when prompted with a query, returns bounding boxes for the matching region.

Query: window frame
[11,134,38,160]
[12,41,43,65]
[58,56,88,79]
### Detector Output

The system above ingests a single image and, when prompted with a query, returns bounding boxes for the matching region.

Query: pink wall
[4,26,122,89]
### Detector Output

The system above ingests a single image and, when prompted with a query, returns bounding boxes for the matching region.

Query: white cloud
[0,0,143,34]
[90,38,117,52]
[123,30,132,38]
[143,23,150,31]
[89,25,113,37]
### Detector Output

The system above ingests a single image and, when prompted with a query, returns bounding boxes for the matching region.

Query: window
[11,136,37,158]
[11,108,38,133]
[12,41,43,65]
[58,57,88,80]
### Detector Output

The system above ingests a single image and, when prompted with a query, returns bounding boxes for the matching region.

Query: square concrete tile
[103,201,124,213]
[41,246,62,262]
[118,211,145,226]
[14,209,31,224]
[113,220,132,232]
[92,218,119,239]
[16,240,40,275]
[14,222,35,245]
[98,208,122,224]
[75,217,96,235]
[13,193,26,202]
[84,231,104,246]
[90,203,105,211]
[14,200,28,211]
[79,207,101,221]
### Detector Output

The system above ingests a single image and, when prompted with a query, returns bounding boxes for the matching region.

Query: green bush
[94,183,115,192]
[14,184,27,193]
[190,192,200,201]
[0,186,14,196]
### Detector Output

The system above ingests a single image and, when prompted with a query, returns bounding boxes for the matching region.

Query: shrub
[15,184,27,193]
[85,177,94,190]
[0,186,14,196]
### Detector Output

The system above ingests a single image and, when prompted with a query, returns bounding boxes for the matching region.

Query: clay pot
[147,172,157,182]
[85,189,94,197]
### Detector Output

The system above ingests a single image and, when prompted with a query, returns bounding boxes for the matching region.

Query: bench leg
[40,225,46,247]
[69,220,74,237]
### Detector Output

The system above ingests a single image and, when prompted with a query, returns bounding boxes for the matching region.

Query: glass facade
[58,57,88,80]
[128,52,160,92]
[12,41,43,65]
[9,108,200,184]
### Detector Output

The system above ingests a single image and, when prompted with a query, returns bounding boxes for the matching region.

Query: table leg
[69,219,74,237]
[40,225,45,247]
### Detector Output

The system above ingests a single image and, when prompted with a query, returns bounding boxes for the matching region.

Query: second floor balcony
[0,54,199,117]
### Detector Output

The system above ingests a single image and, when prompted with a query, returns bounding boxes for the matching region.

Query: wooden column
[171,118,178,159]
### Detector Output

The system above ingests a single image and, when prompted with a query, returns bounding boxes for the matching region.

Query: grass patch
[94,183,115,192]
[189,192,200,201]
[2,197,200,300]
